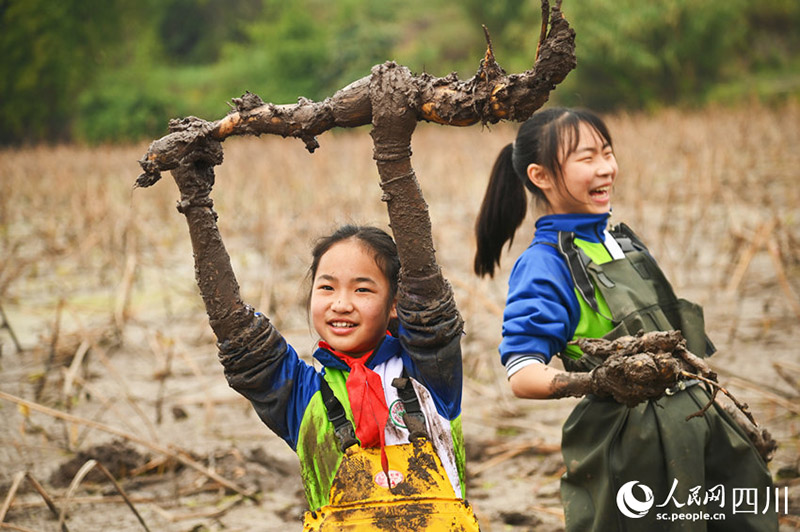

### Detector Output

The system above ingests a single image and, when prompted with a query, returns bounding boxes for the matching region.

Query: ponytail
[473,107,614,278]
[473,143,528,277]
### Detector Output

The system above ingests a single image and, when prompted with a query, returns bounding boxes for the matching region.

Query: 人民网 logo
[616,480,655,519]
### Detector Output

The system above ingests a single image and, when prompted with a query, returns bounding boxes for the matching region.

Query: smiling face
[310,238,397,358]
[528,121,618,215]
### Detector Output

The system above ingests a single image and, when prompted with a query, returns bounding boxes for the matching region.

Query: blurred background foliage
[1,0,798,145]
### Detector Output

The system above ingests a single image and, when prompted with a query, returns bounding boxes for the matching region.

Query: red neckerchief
[319,341,390,478]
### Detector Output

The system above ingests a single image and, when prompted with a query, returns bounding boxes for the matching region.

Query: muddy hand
[170,133,224,212]
[137,116,222,190]
[590,352,682,408]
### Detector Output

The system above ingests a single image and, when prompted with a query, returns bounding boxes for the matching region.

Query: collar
[532,212,611,245]
[313,334,402,371]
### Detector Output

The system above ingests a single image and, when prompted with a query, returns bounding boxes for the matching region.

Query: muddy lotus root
[574,331,715,408]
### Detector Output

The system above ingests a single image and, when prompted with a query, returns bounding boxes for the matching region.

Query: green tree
[556,0,750,109]
[157,0,261,64]
[224,0,404,104]
[0,0,139,143]
[3,0,799,144]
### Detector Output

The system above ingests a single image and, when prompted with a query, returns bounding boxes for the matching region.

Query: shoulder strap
[391,369,428,440]
[555,232,603,315]
[318,377,359,451]
[609,222,649,254]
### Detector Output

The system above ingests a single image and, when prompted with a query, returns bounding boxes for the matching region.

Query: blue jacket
[221,322,463,451]
[216,295,467,508]
[500,213,611,365]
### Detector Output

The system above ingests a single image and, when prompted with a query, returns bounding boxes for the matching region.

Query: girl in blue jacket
[473,107,776,531]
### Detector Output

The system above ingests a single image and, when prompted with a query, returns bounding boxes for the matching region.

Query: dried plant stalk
[0,471,66,531]
[57,459,151,532]
[0,391,255,500]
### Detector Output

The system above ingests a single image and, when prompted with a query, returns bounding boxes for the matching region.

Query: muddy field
[1,104,799,531]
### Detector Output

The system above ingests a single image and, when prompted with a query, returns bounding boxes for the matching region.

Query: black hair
[306,225,400,331]
[473,107,613,277]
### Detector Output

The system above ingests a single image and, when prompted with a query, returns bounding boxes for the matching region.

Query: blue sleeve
[216,313,321,451]
[499,245,582,365]
[396,288,463,421]
[399,330,462,421]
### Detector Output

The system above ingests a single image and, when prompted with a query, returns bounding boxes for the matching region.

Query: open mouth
[590,185,611,198]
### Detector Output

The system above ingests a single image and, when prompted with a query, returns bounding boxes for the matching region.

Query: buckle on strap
[665,379,699,396]
[391,375,429,440]
[319,377,359,451]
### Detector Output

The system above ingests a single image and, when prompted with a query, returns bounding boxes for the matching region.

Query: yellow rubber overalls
[303,377,481,531]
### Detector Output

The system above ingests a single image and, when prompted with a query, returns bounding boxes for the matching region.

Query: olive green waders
[555,226,777,531]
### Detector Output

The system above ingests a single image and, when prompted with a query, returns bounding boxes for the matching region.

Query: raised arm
[167,130,257,343]
[165,125,318,444]
[369,63,462,346]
